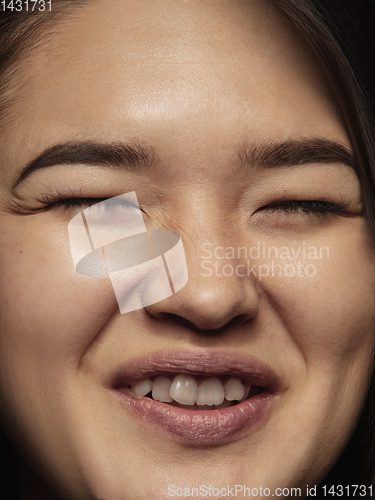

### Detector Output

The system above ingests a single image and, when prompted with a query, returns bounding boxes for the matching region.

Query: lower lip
[114,388,276,446]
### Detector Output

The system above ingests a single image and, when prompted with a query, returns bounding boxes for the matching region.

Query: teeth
[130,378,153,398]
[196,377,224,406]
[129,375,252,407]
[223,377,246,401]
[152,376,173,402]
[242,382,251,401]
[170,375,198,405]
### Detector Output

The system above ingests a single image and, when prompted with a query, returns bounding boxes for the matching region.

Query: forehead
[0,0,349,172]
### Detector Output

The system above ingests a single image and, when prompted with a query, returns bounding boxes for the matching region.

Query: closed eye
[38,194,106,209]
[261,199,352,215]
[35,192,149,217]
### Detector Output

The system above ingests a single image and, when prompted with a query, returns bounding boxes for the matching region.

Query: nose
[144,237,260,331]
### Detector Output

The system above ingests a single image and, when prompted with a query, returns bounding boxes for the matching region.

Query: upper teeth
[169,375,198,405]
[152,376,173,403]
[130,374,249,406]
[196,377,224,406]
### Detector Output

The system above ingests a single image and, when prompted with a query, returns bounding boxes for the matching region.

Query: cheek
[260,222,375,382]
[0,218,118,391]
[0,218,122,466]
[254,225,375,474]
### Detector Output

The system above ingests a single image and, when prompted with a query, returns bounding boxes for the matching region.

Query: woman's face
[0,0,374,498]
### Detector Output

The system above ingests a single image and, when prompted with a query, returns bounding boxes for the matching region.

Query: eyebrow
[12,141,158,191]
[238,138,354,170]
[12,138,354,191]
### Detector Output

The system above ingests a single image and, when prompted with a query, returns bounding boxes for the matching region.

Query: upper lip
[110,349,283,393]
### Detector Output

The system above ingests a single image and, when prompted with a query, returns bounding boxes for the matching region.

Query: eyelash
[262,199,350,215]
[37,193,106,210]
[36,193,350,216]
[36,192,151,218]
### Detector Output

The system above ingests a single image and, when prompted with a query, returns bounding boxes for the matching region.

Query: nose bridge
[182,222,244,278]
[145,216,261,331]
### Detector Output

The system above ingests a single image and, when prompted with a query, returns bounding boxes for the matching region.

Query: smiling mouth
[126,374,264,410]
[110,350,280,445]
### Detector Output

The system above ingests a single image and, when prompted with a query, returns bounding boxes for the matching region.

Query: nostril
[149,312,199,331]
[147,311,252,335]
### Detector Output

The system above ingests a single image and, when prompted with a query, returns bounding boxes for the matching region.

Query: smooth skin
[0,0,374,498]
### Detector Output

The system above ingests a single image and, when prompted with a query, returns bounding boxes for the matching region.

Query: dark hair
[0,0,374,498]
[273,1,375,495]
